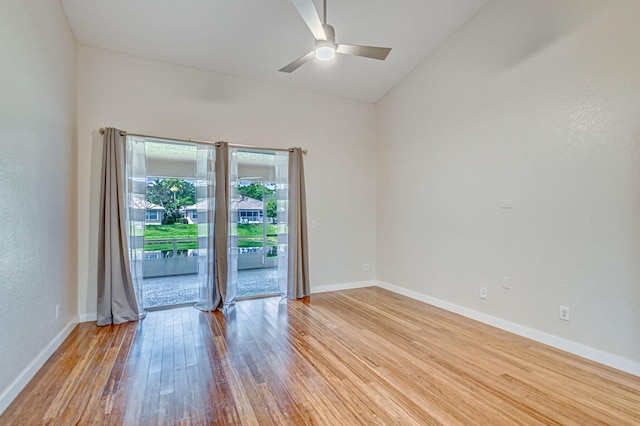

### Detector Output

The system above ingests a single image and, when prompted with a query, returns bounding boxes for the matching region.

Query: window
[192,211,198,219]
[146,210,158,221]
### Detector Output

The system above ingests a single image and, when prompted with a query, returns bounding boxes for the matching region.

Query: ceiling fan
[279,0,392,73]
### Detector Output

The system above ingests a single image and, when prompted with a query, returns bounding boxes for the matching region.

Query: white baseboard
[375,280,640,377]
[0,318,79,415]
[78,312,97,323]
[312,280,374,294]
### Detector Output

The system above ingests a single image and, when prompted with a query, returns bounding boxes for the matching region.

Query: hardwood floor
[2,287,639,425]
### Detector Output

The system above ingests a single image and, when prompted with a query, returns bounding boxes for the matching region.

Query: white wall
[77,46,376,318]
[0,0,77,412]
[376,0,640,365]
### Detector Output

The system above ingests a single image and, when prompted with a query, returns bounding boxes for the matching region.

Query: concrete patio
[142,268,280,308]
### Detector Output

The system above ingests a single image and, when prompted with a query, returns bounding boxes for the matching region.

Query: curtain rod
[98,128,307,154]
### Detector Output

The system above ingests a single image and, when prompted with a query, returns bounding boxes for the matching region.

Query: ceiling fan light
[315,44,336,61]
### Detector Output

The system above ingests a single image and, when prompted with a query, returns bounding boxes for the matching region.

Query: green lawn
[144,224,196,251]
[237,223,277,236]
[237,224,278,247]
[144,223,277,251]
[144,223,197,239]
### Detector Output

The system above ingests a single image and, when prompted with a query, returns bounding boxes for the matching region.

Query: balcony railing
[143,238,197,278]
[143,236,280,278]
[144,238,197,258]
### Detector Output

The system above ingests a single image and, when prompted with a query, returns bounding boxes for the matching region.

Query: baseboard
[0,318,78,415]
[312,280,374,294]
[81,283,373,315]
[375,280,640,377]
[78,312,97,323]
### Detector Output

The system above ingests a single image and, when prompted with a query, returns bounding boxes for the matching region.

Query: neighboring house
[235,196,264,224]
[182,196,265,224]
[130,195,166,224]
[144,202,165,224]
[181,202,200,224]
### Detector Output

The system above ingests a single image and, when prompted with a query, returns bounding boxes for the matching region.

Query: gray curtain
[214,142,231,308]
[97,128,142,325]
[194,141,230,311]
[287,147,310,298]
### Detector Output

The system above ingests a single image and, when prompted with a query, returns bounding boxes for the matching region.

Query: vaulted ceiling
[60,0,488,103]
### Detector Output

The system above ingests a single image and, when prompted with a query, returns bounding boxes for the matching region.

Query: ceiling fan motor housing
[315,24,336,60]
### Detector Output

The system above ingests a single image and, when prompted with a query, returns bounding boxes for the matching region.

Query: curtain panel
[194,143,216,311]
[286,148,310,299]
[195,141,233,311]
[226,147,239,306]
[275,151,289,296]
[97,128,146,325]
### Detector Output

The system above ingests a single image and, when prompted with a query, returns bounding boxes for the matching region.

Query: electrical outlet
[480,287,488,299]
[559,305,570,321]
[500,200,513,209]
[364,263,370,272]
[502,276,511,289]
[56,304,60,319]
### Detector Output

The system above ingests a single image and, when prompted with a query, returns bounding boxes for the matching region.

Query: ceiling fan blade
[279,51,315,73]
[291,0,326,40]
[336,44,392,60]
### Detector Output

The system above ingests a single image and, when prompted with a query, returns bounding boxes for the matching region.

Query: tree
[266,200,277,223]
[146,178,196,224]
[238,182,275,201]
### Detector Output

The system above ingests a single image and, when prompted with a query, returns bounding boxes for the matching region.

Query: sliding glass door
[232,149,288,299]
[140,140,200,309]
[124,139,293,311]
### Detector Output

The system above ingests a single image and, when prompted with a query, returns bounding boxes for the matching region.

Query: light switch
[502,276,511,289]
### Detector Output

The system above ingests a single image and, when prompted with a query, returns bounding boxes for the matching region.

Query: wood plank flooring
[2,287,639,425]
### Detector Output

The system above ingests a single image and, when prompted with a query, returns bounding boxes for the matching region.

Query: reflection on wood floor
[2,287,639,425]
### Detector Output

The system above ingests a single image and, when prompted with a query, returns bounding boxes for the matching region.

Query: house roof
[145,202,165,211]
[131,195,165,210]
[235,196,264,210]
[183,195,264,211]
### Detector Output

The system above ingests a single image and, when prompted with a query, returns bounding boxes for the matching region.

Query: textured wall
[76,46,376,318]
[0,0,77,403]
[376,0,640,363]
